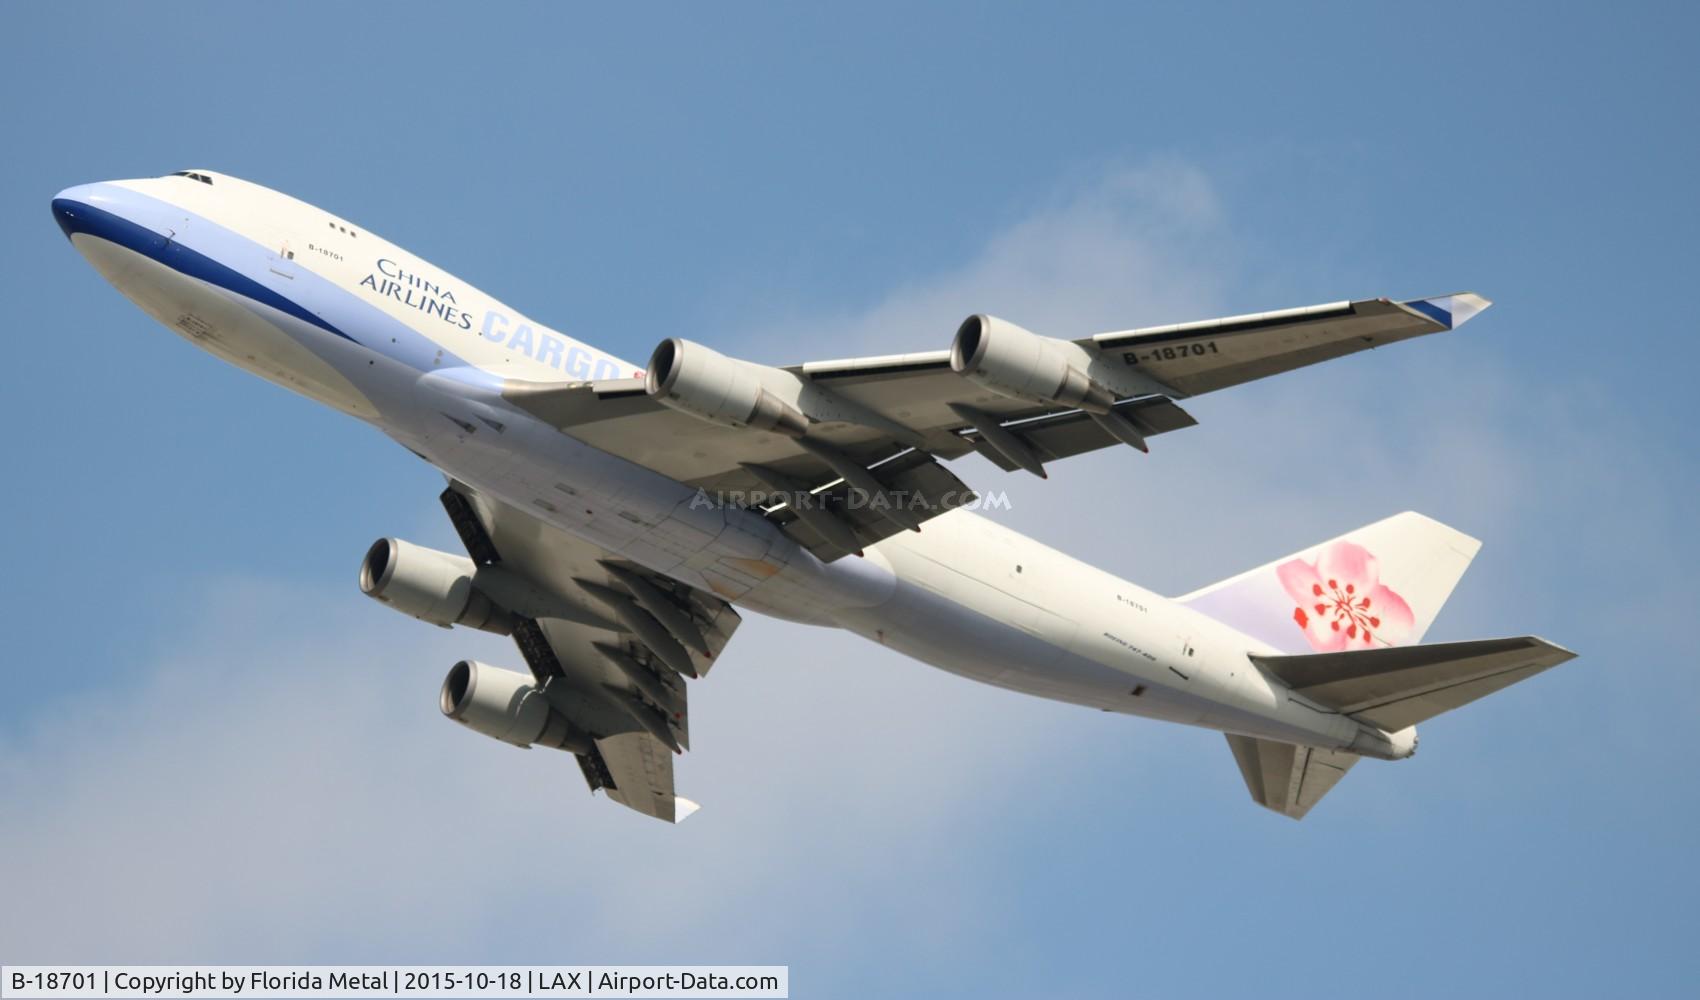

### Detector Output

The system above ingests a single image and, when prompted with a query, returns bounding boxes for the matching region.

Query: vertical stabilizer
[1178,512,1481,654]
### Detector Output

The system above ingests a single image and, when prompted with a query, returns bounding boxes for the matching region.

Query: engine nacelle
[645,337,808,437]
[359,538,514,635]
[950,314,1115,413]
[439,660,589,752]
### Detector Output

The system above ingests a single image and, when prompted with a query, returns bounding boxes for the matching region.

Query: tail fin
[1226,736,1359,820]
[1178,511,1481,654]
[1226,636,1577,819]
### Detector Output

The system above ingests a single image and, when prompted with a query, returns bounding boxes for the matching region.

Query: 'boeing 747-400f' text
[53,170,1575,821]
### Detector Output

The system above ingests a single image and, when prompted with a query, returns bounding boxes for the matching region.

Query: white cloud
[737,160,1232,362]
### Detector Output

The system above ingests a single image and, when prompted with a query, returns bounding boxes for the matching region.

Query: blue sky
[2,2,1696,995]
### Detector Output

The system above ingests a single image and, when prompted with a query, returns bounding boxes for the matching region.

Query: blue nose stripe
[50,198,86,240]
[49,194,354,344]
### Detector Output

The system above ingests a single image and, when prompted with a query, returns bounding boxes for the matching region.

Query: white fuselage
[52,171,1398,756]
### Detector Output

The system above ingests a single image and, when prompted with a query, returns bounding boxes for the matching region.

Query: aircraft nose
[51,183,107,240]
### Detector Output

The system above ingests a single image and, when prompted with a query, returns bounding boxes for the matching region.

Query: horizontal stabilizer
[1252,636,1577,732]
[1226,735,1359,820]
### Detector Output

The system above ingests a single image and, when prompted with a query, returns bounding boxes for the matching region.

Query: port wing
[438,482,740,822]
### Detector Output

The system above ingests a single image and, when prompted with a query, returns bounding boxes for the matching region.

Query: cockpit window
[168,171,213,185]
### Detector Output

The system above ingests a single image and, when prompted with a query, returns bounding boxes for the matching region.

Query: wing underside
[440,483,740,823]
[499,293,1483,562]
[1088,293,1490,396]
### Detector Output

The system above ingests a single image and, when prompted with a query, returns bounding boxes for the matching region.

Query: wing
[440,483,738,822]
[500,293,1484,562]
[503,372,989,560]
[1085,292,1491,397]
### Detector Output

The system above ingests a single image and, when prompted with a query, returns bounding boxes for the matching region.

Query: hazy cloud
[737,160,1233,363]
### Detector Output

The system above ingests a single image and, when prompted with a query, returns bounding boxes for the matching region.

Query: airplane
[51,169,1576,822]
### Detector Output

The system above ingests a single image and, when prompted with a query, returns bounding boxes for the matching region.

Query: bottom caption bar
[1,968,788,999]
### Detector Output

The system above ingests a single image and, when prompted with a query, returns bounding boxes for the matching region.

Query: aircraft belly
[76,237,355,408]
[76,236,376,418]
[833,567,1129,706]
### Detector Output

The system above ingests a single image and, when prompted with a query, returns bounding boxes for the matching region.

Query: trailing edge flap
[441,482,731,823]
[502,379,974,562]
[1250,636,1577,733]
[962,396,1197,472]
[597,730,698,824]
[756,448,977,557]
[1225,735,1359,820]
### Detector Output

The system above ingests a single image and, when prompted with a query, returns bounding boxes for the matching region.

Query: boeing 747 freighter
[52,170,1575,821]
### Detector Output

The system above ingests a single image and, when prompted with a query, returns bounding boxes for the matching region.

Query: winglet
[1402,292,1493,330]
[673,797,702,823]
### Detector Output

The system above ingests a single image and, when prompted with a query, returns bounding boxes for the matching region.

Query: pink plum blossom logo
[1277,541,1414,652]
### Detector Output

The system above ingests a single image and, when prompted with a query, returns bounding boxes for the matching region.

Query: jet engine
[359,538,514,634]
[645,337,808,436]
[439,660,590,752]
[950,314,1116,413]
